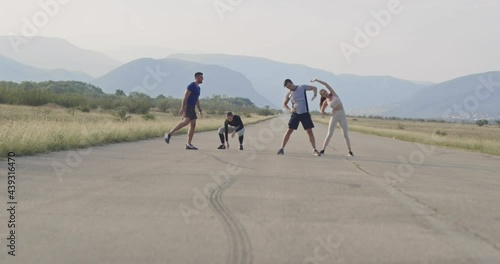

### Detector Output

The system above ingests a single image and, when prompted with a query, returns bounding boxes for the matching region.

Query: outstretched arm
[311,79,337,96]
[306,86,318,101]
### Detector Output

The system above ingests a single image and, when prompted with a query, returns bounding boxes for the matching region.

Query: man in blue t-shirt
[164,72,203,150]
[277,79,321,156]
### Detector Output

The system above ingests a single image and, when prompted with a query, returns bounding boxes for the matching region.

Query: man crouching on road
[217,112,245,150]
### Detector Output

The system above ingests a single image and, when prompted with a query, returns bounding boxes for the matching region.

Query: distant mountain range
[383,72,500,119]
[0,55,92,82]
[103,45,177,63]
[169,53,427,110]
[0,36,498,119]
[92,58,276,107]
[0,36,120,77]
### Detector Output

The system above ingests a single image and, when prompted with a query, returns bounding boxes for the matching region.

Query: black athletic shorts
[185,105,197,120]
[288,112,314,130]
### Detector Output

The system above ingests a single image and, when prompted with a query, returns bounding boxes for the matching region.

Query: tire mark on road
[209,179,253,264]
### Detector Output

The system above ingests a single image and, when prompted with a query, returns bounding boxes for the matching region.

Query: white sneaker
[186,144,198,150]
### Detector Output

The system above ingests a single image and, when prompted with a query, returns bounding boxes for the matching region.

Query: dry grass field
[0,104,274,158]
[2,103,498,158]
[313,115,500,156]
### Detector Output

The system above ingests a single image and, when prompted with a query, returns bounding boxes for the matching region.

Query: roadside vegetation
[313,115,500,156]
[0,81,279,157]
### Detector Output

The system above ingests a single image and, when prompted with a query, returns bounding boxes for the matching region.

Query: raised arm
[311,79,337,96]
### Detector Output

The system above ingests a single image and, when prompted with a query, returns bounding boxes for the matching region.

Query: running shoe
[313,149,321,157]
[217,145,226,149]
[348,151,354,157]
[239,145,243,150]
[277,148,284,155]
[164,133,171,144]
[319,149,325,155]
[186,144,198,150]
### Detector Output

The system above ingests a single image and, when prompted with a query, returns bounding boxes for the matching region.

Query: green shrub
[257,108,274,116]
[142,113,156,121]
[115,107,131,122]
[156,99,170,112]
[476,120,489,127]
[435,129,447,136]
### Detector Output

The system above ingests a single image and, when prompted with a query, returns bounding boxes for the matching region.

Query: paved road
[1,116,499,263]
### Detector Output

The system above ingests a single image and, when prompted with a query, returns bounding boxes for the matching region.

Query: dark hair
[195,72,203,78]
[226,112,233,116]
[320,96,327,108]
[283,79,293,87]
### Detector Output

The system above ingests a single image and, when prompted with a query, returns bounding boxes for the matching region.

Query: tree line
[0,81,279,116]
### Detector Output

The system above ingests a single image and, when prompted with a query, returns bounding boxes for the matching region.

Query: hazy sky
[1,0,499,82]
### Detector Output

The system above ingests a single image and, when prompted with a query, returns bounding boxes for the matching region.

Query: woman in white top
[312,78,354,156]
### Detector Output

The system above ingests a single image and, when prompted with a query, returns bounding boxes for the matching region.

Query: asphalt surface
[1,115,499,264]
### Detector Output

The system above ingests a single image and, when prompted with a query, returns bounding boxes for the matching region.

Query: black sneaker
[319,150,325,155]
[186,144,198,150]
[348,151,354,157]
[239,145,243,150]
[164,133,171,144]
[277,148,284,155]
[313,149,321,157]
[217,145,226,149]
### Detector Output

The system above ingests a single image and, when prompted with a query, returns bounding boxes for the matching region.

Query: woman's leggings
[322,109,351,151]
